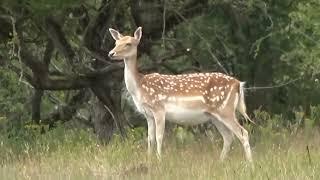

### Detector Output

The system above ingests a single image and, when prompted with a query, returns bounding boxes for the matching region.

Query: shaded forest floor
[0,126,320,180]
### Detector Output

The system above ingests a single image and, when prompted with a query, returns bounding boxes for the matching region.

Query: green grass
[0,126,320,180]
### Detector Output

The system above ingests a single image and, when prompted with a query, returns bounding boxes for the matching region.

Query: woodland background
[0,0,320,178]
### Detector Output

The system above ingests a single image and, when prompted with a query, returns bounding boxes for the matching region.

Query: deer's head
[108,27,142,60]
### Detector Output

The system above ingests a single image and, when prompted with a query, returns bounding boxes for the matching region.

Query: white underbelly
[165,104,210,125]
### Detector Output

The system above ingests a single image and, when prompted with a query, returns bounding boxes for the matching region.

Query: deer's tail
[237,82,255,124]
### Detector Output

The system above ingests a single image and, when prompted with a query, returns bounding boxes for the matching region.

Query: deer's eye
[125,43,132,47]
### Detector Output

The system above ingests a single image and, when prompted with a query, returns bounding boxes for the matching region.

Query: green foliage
[308,105,320,127]
[1,0,85,16]
[173,126,195,145]
[280,0,320,76]
[0,69,31,134]
[126,127,146,142]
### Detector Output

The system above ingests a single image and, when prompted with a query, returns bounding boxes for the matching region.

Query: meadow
[0,119,320,180]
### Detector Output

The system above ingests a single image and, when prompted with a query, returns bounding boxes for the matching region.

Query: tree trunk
[91,97,114,144]
[31,89,43,124]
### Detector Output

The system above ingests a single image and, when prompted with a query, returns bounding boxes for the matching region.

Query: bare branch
[15,24,48,77]
[40,75,91,90]
[41,90,89,124]
[45,16,75,65]
[43,40,54,67]
[8,64,35,85]
[83,0,119,60]
[83,63,123,77]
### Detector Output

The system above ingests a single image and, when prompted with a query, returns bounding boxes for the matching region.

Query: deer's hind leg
[206,111,253,162]
[211,118,234,161]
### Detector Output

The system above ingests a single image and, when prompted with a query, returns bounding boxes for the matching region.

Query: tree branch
[45,16,75,65]
[8,64,36,85]
[15,20,122,90]
[15,24,48,77]
[43,40,54,67]
[83,0,119,62]
[41,90,89,125]
[39,75,91,90]
[83,63,123,77]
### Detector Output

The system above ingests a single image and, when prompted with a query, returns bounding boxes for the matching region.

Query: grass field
[0,125,320,180]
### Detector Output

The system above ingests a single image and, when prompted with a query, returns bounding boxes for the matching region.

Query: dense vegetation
[0,0,320,179]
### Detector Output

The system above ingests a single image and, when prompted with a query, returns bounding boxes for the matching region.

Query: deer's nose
[108,52,115,58]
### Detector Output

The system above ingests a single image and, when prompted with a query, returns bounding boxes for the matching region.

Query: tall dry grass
[0,123,320,180]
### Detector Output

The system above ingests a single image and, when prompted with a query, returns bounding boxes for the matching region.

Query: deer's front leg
[153,109,166,159]
[146,115,156,155]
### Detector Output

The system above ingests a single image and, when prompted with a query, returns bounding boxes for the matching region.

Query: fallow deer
[108,27,253,162]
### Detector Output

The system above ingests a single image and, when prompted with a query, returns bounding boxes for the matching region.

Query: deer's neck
[124,54,141,97]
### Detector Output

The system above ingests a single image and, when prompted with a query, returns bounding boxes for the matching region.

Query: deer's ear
[109,28,123,40]
[134,27,142,42]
